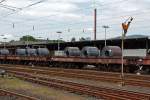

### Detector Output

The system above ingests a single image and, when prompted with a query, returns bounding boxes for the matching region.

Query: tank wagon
[0,46,150,74]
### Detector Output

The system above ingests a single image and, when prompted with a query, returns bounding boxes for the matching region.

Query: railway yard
[1,27,150,100]
[0,64,150,100]
[1,39,150,100]
[1,0,150,100]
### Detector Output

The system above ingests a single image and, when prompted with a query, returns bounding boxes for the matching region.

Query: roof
[109,35,149,40]
[0,34,149,50]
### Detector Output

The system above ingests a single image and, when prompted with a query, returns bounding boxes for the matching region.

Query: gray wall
[123,49,146,57]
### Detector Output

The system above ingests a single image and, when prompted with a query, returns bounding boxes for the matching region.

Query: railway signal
[121,17,133,86]
[122,17,133,37]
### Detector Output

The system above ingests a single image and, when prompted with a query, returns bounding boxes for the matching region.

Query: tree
[79,37,86,41]
[20,35,37,42]
[9,40,15,42]
[71,37,76,42]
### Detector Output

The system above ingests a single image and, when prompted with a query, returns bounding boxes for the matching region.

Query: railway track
[1,64,150,87]
[0,89,38,100]
[8,70,150,100]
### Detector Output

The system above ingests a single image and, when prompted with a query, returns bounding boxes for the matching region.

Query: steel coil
[102,46,122,57]
[64,47,81,56]
[0,49,9,55]
[16,49,26,55]
[81,46,99,57]
[37,48,49,56]
[26,48,37,56]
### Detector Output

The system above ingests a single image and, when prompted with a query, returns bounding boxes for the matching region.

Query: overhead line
[0,5,17,11]
[0,0,6,3]
[1,0,47,17]
[0,4,21,10]
[21,0,47,9]
[0,0,136,29]
[0,0,150,34]
[0,0,129,24]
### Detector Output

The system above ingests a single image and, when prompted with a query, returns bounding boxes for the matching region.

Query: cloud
[46,0,90,3]
[3,0,33,8]
[0,0,150,41]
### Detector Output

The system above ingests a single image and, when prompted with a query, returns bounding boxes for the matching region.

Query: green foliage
[20,35,37,42]
[19,35,65,43]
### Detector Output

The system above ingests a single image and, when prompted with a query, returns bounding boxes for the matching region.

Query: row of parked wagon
[0,46,122,57]
[0,48,50,56]
[64,46,122,57]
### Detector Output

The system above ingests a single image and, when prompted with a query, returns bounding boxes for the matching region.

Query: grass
[0,76,94,100]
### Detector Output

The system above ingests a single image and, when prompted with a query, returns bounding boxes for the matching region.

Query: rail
[10,71,150,100]
[0,89,38,100]
[1,64,150,87]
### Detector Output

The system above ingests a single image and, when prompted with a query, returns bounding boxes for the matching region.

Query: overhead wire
[0,0,47,18]
[0,0,135,33]
[5,0,142,30]
[0,0,20,11]
[0,3,21,11]
[0,0,6,3]
[0,0,129,25]
[0,0,47,28]
[0,5,18,11]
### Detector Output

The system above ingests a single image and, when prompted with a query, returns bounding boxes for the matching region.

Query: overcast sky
[0,0,150,42]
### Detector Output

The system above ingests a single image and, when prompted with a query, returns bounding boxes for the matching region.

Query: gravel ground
[0,76,100,100]
[0,96,21,100]
[37,74,150,94]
